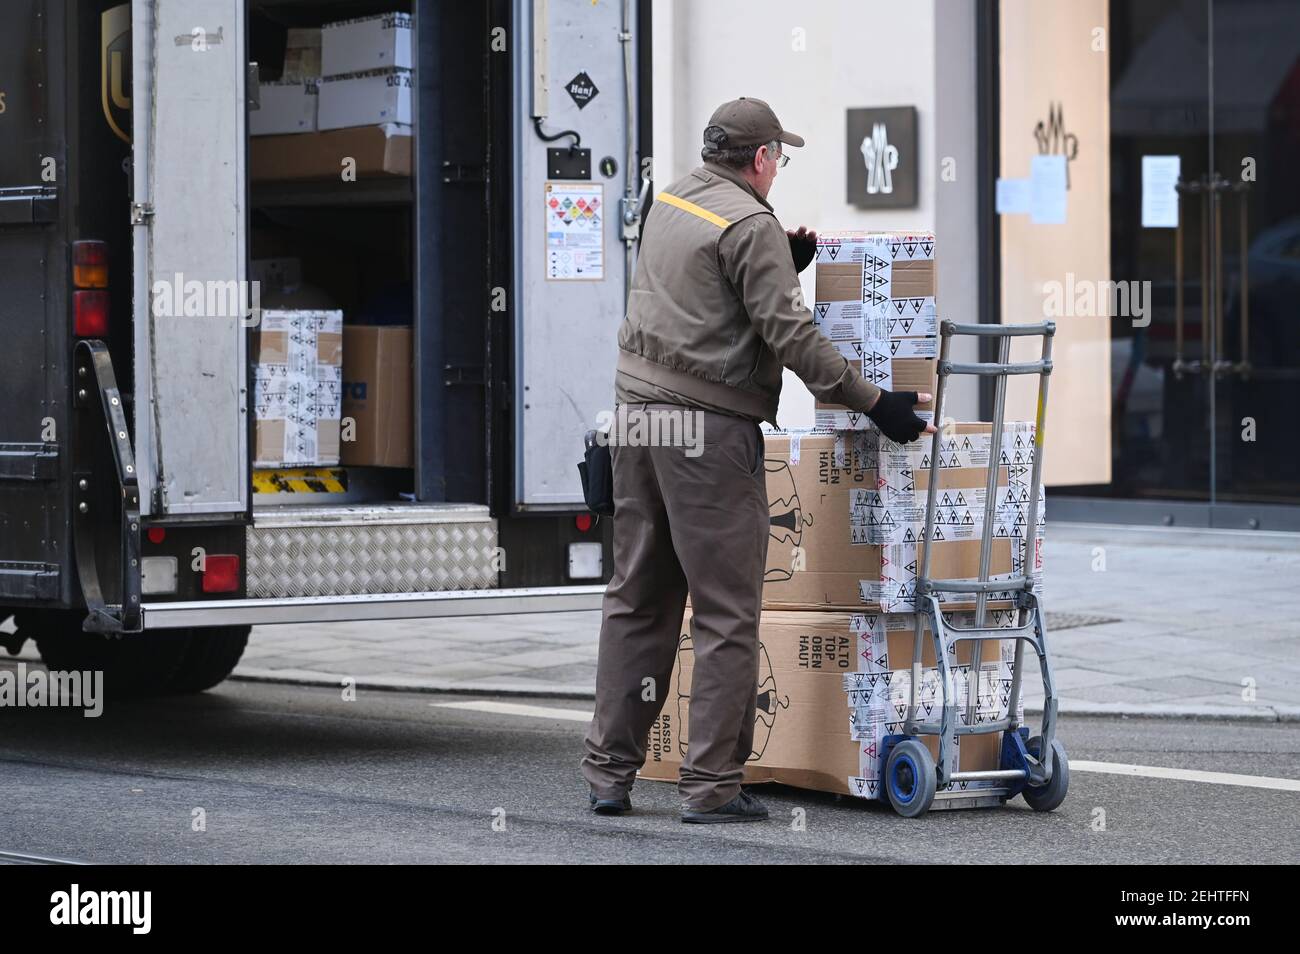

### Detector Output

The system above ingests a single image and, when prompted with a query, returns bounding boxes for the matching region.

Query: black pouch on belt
[578,430,614,516]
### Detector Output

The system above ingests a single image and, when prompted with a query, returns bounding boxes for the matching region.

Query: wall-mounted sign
[1034,101,1078,189]
[564,71,599,110]
[545,182,604,281]
[846,106,917,209]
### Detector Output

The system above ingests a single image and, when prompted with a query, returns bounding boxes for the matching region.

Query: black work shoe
[681,790,769,824]
[589,791,632,815]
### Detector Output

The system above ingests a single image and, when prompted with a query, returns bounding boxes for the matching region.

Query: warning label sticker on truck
[545,182,604,281]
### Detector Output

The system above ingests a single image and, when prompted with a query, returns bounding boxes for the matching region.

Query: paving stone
[1118,674,1243,699]
[223,524,1300,713]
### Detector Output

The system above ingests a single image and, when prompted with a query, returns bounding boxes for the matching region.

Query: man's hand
[866,389,937,444]
[787,226,818,273]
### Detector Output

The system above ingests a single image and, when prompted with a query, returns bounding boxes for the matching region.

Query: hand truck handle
[941,320,1056,338]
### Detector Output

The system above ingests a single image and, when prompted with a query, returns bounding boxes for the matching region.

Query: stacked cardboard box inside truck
[251,12,414,180]
[641,233,1046,804]
[252,310,344,468]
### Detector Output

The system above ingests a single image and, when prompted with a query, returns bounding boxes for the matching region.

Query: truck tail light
[73,291,111,336]
[201,554,241,593]
[72,240,109,288]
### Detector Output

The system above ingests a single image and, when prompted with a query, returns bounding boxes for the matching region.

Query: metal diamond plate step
[247,503,497,598]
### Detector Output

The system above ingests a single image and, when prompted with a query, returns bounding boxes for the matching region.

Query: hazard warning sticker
[545,182,604,281]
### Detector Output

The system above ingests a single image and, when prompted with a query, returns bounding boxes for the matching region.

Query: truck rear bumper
[140,585,606,629]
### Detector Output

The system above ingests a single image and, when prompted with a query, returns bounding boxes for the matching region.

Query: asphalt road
[0,680,1295,864]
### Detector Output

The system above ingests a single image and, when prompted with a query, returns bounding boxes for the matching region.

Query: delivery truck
[0,0,651,692]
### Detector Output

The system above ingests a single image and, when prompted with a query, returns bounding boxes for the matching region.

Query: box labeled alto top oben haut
[812,230,938,429]
[762,424,1043,613]
[638,606,1021,800]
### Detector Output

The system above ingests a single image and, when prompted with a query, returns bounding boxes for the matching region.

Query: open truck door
[5,0,650,689]
[131,0,249,519]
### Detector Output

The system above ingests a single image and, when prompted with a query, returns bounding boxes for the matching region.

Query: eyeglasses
[771,149,789,169]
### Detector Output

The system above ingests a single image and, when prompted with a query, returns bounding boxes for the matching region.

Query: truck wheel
[26,612,191,697]
[166,625,251,693]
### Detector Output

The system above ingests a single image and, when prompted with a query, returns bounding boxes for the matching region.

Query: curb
[230,668,597,701]
[231,669,1300,722]
[1028,700,1300,724]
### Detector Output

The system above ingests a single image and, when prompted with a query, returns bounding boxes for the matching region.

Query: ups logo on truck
[102,3,131,143]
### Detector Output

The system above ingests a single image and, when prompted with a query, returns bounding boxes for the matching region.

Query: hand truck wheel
[885,739,937,818]
[1021,736,1070,812]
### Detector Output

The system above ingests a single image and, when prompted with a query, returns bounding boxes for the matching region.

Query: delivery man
[581,97,935,823]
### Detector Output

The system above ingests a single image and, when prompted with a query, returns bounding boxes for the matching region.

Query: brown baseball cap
[705,97,805,149]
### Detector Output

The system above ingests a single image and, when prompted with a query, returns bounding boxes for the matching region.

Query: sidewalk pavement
[230,523,1300,721]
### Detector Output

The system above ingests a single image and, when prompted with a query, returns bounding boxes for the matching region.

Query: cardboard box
[341,325,413,468]
[251,79,319,137]
[318,68,413,130]
[250,124,412,181]
[321,13,413,77]
[638,606,1019,800]
[253,310,343,467]
[813,230,939,429]
[282,28,322,83]
[251,257,303,297]
[762,426,1042,612]
[815,231,939,337]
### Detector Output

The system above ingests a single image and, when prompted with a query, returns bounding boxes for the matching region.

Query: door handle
[1172,176,1210,379]
[1211,172,1233,380]
[1229,181,1251,380]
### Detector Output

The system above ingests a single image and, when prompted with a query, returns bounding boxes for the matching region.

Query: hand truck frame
[879,319,1069,817]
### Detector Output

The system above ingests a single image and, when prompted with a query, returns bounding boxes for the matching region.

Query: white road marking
[432,700,594,722]
[1071,760,1300,793]
[434,702,1300,793]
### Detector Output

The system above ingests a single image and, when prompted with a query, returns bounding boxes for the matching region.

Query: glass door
[1108,0,1214,503]
[1209,0,1300,507]
[1107,0,1300,514]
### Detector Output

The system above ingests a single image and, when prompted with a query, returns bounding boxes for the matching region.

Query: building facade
[651,0,1300,529]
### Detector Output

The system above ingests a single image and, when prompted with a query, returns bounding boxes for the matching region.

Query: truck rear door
[0,0,67,605]
[132,0,248,518]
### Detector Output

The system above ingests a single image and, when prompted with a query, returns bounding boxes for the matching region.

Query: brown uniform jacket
[615,161,880,426]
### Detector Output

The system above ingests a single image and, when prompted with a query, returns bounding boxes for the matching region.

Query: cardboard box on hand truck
[812,231,939,429]
[761,425,1043,613]
[638,606,1023,801]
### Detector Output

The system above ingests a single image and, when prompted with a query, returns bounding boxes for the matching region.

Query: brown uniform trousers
[581,403,768,811]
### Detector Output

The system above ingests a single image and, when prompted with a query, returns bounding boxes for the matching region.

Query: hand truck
[880,319,1068,817]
